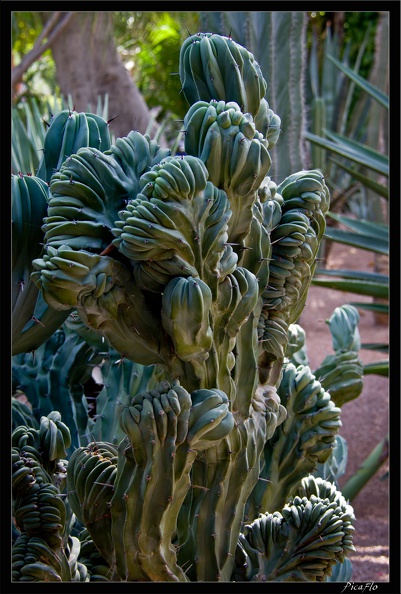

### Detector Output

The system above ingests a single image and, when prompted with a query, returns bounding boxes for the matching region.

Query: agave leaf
[23,99,47,152]
[329,157,388,199]
[314,268,388,284]
[327,55,389,109]
[304,132,388,177]
[360,343,388,353]
[323,129,388,172]
[350,302,388,315]
[12,110,39,175]
[323,228,388,255]
[326,212,388,239]
[311,278,388,299]
[363,360,389,376]
[341,435,389,501]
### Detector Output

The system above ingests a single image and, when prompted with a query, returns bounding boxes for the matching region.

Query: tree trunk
[41,12,159,141]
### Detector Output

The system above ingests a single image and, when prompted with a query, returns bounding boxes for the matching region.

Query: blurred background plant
[12,11,201,145]
[305,11,389,377]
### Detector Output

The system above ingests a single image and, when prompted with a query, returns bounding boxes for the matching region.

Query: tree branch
[12,12,76,88]
[35,11,63,49]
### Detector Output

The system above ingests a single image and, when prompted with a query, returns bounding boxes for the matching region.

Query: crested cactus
[12,108,112,355]
[12,172,71,355]
[12,414,78,582]
[234,475,355,582]
[12,316,158,451]
[36,109,112,184]
[11,32,356,582]
[198,12,310,182]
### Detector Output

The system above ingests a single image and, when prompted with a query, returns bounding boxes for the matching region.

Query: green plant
[306,18,387,210]
[12,32,356,583]
[12,318,159,451]
[12,413,77,581]
[306,62,389,375]
[12,105,114,356]
[12,93,112,177]
[287,305,388,506]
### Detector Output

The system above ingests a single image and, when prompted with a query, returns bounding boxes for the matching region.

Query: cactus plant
[199,11,310,183]
[11,32,357,583]
[12,414,78,582]
[12,315,158,451]
[12,108,113,356]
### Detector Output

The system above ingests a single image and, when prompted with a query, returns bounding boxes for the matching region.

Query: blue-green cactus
[12,109,114,356]
[12,414,81,582]
[11,31,357,583]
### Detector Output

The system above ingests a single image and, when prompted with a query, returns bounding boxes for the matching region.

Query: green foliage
[126,13,187,114]
[12,12,58,108]
[305,13,387,231]
[307,51,389,375]
[114,11,201,137]
[307,12,379,104]
[341,435,389,502]
[12,12,46,57]
[12,98,47,176]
